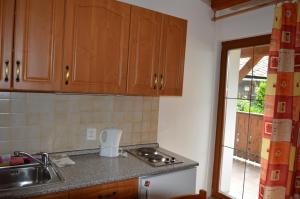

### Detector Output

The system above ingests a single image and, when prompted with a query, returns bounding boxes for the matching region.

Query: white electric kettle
[99,128,122,157]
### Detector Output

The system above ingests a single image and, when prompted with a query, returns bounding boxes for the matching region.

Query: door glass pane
[248,100,264,162]
[243,153,261,199]
[219,44,269,199]
[250,45,269,100]
[220,146,246,199]
[226,47,253,100]
[223,98,250,151]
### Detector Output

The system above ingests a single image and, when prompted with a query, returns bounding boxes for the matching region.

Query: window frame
[211,34,271,199]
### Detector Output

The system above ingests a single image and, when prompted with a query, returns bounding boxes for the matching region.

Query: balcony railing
[234,111,263,163]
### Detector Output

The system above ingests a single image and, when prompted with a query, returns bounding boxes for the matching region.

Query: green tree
[236,81,266,114]
[254,81,266,112]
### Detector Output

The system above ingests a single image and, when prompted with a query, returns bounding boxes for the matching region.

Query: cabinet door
[69,178,138,199]
[13,0,65,91]
[29,192,69,199]
[0,0,14,90]
[159,15,187,96]
[127,6,162,96]
[62,0,130,94]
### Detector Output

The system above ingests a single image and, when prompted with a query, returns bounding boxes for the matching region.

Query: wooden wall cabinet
[13,0,65,91]
[159,15,186,96]
[127,6,162,96]
[62,0,130,94]
[127,6,187,96]
[0,0,187,96]
[0,0,14,90]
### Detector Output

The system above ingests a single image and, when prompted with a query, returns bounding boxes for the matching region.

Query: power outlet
[86,128,97,140]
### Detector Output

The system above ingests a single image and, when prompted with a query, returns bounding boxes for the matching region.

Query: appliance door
[139,167,197,199]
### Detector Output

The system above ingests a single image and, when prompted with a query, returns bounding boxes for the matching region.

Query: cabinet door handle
[153,73,158,89]
[65,65,70,85]
[16,61,20,82]
[4,60,9,82]
[97,191,117,198]
[159,74,164,90]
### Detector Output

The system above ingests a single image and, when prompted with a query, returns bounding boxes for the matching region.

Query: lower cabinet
[30,192,69,199]
[27,178,138,199]
[69,178,138,199]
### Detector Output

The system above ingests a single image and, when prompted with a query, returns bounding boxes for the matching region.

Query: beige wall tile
[131,112,143,122]
[0,92,10,99]
[79,98,94,112]
[142,112,152,121]
[80,112,94,124]
[11,126,40,140]
[11,93,26,99]
[0,113,10,127]
[11,139,41,154]
[143,98,152,111]
[10,99,26,113]
[26,113,40,126]
[0,128,11,141]
[93,112,112,123]
[112,112,125,123]
[39,113,55,126]
[0,99,10,113]
[0,93,159,154]
[10,114,26,126]
[94,97,113,112]
[0,141,11,154]
[132,122,142,133]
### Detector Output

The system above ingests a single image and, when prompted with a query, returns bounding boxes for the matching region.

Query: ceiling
[200,0,211,7]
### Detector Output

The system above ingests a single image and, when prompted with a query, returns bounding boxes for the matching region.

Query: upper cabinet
[13,0,65,91]
[127,6,162,96]
[127,7,187,96]
[0,0,14,90]
[159,15,186,96]
[62,0,130,94]
[0,0,187,96]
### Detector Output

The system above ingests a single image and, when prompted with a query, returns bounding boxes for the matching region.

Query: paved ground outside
[227,159,260,199]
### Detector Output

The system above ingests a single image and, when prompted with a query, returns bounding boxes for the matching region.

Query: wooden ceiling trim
[211,0,279,21]
[211,0,251,11]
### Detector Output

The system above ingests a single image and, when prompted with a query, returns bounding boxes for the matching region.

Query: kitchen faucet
[14,151,49,167]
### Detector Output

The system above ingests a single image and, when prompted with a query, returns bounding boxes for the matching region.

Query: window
[212,35,271,199]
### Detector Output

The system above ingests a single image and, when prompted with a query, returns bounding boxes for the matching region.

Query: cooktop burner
[148,154,164,163]
[137,147,157,157]
[128,147,183,167]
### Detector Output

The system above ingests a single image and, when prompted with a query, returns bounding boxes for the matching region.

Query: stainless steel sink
[0,162,64,191]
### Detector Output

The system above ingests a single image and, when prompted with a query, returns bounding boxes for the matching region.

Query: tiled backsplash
[0,92,159,154]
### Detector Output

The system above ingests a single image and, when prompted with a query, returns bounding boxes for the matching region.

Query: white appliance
[99,128,122,157]
[139,167,197,199]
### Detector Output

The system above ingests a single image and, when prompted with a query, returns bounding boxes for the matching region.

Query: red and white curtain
[259,1,300,198]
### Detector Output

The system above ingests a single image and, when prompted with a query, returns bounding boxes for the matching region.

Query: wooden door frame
[211,34,271,199]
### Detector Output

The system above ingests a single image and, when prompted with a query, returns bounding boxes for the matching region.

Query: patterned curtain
[259,1,300,198]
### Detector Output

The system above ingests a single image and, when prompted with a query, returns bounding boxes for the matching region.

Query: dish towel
[51,154,75,168]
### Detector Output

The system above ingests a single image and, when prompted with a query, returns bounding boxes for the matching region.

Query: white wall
[216,5,274,41]
[120,0,275,195]
[213,5,274,195]
[120,0,217,192]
